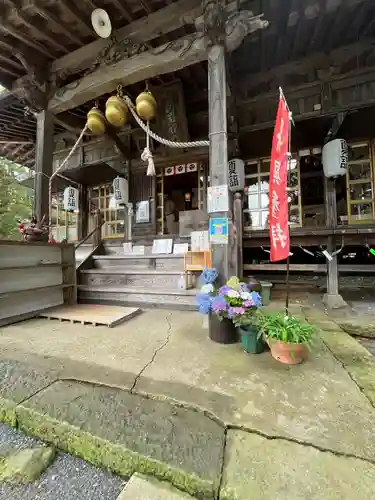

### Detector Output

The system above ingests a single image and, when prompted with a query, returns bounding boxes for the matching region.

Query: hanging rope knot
[141,146,155,176]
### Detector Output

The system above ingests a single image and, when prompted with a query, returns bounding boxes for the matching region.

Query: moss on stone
[0,446,55,484]
[316,328,375,408]
[339,322,375,339]
[0,396,18,427]
[16,405,216,500]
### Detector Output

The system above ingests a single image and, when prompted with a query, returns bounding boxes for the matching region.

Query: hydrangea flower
[201,284,214,294]
[239,283,250,293]
[211,296,228,313]
[196,293,212,314]
[219,285,231,297]
[243,299,255,308]
[227,289,240,299]
[240,291,251,300]
[251,291,262,307]
[228,306,245,319]
[199,268,218,285]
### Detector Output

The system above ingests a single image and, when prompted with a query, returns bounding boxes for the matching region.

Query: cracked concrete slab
[0,311,173,390]
[16,380,224,499]
[0,359,57,425]
[221,430,375,500]
[118,473,197,499]
[135,312,375,462]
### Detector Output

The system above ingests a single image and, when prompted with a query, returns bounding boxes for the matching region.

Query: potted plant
[256,311,316,365]
[214,277,264,354]
[196,269,237,344]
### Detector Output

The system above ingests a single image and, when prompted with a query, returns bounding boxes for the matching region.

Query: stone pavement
[0,306,375,499]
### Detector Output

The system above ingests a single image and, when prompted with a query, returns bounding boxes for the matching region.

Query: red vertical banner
[269,95,290,262]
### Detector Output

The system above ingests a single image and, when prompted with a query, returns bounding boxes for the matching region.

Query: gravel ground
[0,424,126,500]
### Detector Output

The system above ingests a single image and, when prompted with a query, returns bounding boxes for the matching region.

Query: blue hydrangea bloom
[251,291,262,307]
[199,267,218,285]
[196,293,212,314]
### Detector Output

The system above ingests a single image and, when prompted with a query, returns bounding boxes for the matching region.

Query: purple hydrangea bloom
[243,299,255,308]
[196,293,212,314]
[219,285,232,297]
[228,306,246,319]
[212,296,228,313]
[199,267,218,285]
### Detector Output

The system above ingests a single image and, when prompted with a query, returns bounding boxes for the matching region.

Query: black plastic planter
[209,315,238,344]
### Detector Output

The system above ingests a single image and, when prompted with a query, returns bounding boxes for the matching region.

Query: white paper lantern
[228,158,245,192]
[63,186,79,212]
[113,176,128,204]
[109,196,119,210]
[322,139,348,178]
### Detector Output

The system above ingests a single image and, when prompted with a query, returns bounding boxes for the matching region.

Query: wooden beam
[111,0,133,22]
[106,127,131,160]
[50,0,202,77]
[31,3,84,48]
[48,32,208,113]
[236,38,375,98]
[0,18,55,59]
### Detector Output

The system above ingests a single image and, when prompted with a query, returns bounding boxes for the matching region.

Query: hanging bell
[105,95,128,128]
[136,91,157,121]
[87,107,106,135]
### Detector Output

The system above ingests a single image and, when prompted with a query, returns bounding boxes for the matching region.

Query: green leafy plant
[256,311,316,347]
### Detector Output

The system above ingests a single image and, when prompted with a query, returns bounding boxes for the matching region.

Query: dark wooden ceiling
[1,0,375,168]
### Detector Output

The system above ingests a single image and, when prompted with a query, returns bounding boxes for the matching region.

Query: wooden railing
[75,210,104,250]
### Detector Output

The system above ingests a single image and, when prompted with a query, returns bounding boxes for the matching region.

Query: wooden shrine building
[1,0,375,309]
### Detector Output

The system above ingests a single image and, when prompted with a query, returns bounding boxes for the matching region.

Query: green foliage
[0,157,33,240]
[255,311,316,346]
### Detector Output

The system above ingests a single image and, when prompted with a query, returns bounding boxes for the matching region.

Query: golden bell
[105,95,128,128]
[87,107,106,135]
[136,91,157,121]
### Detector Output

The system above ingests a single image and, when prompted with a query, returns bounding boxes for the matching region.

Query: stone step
[79,269,186,289]
[78,285,197,311]
[117,473,197,500]
[92,254,185,271]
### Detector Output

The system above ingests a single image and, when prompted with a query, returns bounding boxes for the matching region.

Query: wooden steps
[78,285,197,311]
[77,248,198,311]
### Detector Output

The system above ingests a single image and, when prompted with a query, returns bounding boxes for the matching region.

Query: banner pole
[285,110,293,317]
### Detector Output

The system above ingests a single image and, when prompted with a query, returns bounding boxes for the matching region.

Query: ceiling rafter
[31,3,85,48]
[57,0,93,35]
[0,20,55,59]
[0,53,22,71]
[111,0,133,23]
[4,0,68,54]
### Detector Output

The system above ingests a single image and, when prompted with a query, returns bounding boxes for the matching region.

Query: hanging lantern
[87,106,106,134]
[105,95,128,127]
[63,186,79,212]
[322,139,348,178]
[136,91,157,121]
[113,176,128,205]
[109,196,119,210]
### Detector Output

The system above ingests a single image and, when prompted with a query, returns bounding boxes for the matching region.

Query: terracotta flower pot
[269,340,307,365]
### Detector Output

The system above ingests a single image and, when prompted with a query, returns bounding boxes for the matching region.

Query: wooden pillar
[34,110,54,222]
[322,177,347,309]
[79,185,88,240]
[207,43,235,282]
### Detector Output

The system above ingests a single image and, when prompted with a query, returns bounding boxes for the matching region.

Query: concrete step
[79,268,185,289]
[92,254,185,271]
[78,284,197,311]
[117,473,197,499]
